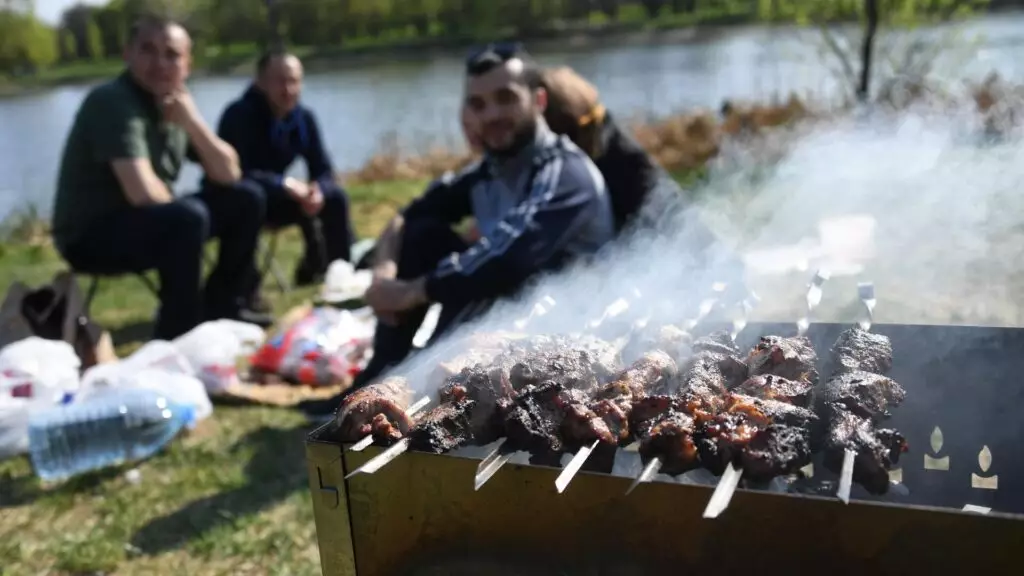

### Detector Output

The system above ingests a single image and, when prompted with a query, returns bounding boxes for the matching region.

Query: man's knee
[168,198,212,243]
[205,179,268,223]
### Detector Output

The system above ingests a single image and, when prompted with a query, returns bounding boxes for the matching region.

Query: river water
[1,15,1022,220]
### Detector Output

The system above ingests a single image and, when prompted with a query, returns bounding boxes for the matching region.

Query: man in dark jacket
[300,44,615,417]
[216,50,354,292]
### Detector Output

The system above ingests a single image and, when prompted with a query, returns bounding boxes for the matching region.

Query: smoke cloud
[392,97,1024,399]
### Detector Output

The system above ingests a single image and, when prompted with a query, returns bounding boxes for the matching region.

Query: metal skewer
[473,438,514,491]
[836,281,878,503]
[555,440,600,494]
[350,395,432,452]
[703,462,744,518]
[345,437,411,479]
[626,458,663,495]
[796,269,830,336]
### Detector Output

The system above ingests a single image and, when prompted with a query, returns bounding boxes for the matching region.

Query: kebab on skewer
[814,327,908,495]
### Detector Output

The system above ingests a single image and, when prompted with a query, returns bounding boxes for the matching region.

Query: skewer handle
[555,440,600,494]
[703,463,744,519]
[857,281,876,331]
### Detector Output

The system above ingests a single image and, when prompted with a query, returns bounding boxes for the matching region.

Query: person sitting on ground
[540,66,737,266]
[301,44,616,417]
[51,16,272,341]
[216,49,355,302]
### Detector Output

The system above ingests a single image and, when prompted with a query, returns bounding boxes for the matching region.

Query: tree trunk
[266,0,283,51]
[857,0,879,101]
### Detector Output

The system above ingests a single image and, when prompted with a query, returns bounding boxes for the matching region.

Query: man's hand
[283,177,310,202]
[372,260,398,282]
[161,90,202,129]
[301,181,324,216]
[365,277,428,315]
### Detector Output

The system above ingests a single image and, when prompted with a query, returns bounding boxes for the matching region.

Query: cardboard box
[306,322,1024,575]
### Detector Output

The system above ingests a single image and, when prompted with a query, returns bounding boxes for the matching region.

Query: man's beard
[485,115,538,158]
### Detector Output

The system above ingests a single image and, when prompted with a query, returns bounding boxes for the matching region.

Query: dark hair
[465,42,541,89]
[127,14,184,45]
[256,48,295,75]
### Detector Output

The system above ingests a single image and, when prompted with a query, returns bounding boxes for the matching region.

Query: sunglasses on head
[464,41,525,69]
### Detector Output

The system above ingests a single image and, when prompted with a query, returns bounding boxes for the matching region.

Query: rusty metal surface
[307,322,1024,576]
[340,446,1022,576]
[305,438,357,576]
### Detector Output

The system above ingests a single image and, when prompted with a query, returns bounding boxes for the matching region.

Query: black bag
[0,271,103,368]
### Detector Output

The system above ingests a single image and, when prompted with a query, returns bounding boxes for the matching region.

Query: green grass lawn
[0,179,424,576]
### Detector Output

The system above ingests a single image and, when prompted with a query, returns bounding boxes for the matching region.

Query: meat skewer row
[627,334,817,493]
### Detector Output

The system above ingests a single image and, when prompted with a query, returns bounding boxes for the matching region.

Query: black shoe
[294,261,326,288]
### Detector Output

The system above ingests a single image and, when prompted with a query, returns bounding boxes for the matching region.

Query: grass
[0,178,425,576]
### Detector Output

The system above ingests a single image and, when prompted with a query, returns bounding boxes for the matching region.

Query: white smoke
[393,97,1024,398]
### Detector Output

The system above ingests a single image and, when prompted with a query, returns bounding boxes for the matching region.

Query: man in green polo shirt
[52,16,272,339]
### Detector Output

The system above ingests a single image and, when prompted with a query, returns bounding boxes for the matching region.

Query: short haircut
[256,48,296,75]
[127,14,184,46]
[465,42,542,90]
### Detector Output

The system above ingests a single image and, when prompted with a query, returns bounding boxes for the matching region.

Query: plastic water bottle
[28,387,195,483]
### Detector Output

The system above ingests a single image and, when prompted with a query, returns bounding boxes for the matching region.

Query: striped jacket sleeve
[424,149,604,305]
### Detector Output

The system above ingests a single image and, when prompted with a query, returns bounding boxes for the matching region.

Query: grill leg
[260,233,290,294]
[84,276,100,317]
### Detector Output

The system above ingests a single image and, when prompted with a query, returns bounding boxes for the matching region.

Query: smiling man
[302,44,615,416]
[51,15,271,340]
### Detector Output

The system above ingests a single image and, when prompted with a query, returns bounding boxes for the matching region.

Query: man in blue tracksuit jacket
[303,45,616,415]
[215,50,354,295]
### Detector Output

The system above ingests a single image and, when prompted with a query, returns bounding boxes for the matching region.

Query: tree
[792,0,991,102]
[86,15,105,60]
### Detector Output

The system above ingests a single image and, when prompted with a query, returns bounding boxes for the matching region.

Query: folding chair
[258,226,291,294]
[77,271,159,318]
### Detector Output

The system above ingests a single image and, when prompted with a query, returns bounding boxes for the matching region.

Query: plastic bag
[77,367,213,422]
[173,321,266,393]
[0,395,32,460]
[0,337,81,405]
[250,307,374,386]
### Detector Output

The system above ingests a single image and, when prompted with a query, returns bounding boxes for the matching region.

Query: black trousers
[259,178,354,270]
[60,182,263,340]
[352,219,488,389]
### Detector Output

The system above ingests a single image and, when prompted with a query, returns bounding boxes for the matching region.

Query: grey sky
[34,0,104,25]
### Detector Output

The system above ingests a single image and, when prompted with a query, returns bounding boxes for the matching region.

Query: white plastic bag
[0,337,81,404]
[77,368,213,422]
[79,340,194,399]
[173,321,265,393]
[0,395,32,460]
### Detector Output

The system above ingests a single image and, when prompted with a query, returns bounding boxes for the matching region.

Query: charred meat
[632,394,716,476]
[814,371,906,422]
[697,395,816,477]
[334,376,414,445]
[561,351,679,448]
[679,350,746,401]
[829,327,893,376]
[407,399,492,454]
[820,401,908,494]
[814,370,908,494]
[732,374,813,408]
[693,330,741,356]
[747,335,819,385]
[497,382,588,457]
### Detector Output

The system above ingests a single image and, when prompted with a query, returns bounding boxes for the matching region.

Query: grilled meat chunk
[407,398,502,454]
[622,324,693,365]
[814,371,906,422]
[561,351,679,447]
[830,327,893,376]
[693,330,741,356]
[697,395,816,476]
[747,335,819,385]
[633,395,715,476]
[334,376,414,445]
[679,350,747,400]
[439,363,510,406]
[820,401,908,494]
[740,424,813,482]
[733,374,813,407]
[497,382,582,457]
